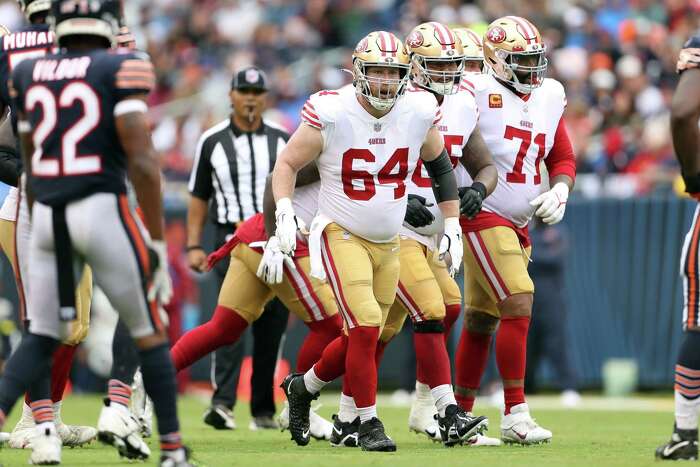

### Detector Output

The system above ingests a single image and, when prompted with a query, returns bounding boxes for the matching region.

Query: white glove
[256,236,296,285]
[148,240,173,305]
[439,217,463,277]
[530,182,569,225]
[275,197,298,255]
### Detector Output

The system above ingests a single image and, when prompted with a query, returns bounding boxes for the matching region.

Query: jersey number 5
[342,148,408,201]
[504,125,546,185]
[24,82,101,177]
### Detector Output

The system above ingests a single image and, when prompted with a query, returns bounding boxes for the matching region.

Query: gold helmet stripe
[429,21,457,50]
[506,15,538,44]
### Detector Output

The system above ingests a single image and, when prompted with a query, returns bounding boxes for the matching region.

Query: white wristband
[276,197,293,212]
[443,217,460,230]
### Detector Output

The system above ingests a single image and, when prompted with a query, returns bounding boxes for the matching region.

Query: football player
[453,27,484,74]
[0,1,192,465]
[169,172,340,441]
[0,0,96,449]
[453,16,576,445]
[340,21,495,447]
[272,31,463,452]
[655,35,700,461]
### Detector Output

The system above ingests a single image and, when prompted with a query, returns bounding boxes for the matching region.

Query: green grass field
[0,393,679,467]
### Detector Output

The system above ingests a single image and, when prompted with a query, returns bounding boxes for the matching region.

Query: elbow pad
[424,149,458,203]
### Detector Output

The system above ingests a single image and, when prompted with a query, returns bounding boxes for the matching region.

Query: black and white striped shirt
[188,118,289,225]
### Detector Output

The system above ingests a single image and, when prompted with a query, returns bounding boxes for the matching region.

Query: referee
[187,66,289,430]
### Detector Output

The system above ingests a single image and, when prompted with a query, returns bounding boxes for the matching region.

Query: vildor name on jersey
[3,31,54,50]
[32,56,91,82]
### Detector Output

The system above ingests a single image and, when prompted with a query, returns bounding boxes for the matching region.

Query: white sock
[357,405,377,423]
[338,393,358,423]
[431,384,457,418]
[415,381,432,401]
[675,390,700,430]
[21,402,33,423]
[303,368,327,394]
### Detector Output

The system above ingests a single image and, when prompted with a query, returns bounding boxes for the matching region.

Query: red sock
[455,328,492,411]
[341,375,352,397]
[345,326,379,408]
[443,304,461,342]
[313,334,348,382]
[50,344,77,402]
[171,305,249,371]
[375,340,387,368]
[496,316,530,414]
[297,314,342,372]
[414,328,451,388]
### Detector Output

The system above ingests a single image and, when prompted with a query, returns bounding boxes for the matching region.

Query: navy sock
[139,343,180,436]
[111,319,140,383]
[0,333,58,416]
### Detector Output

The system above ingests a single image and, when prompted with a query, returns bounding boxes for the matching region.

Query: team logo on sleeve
[489,93,503,108]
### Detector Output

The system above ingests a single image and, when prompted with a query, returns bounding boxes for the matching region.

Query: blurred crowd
[2,0,699,200]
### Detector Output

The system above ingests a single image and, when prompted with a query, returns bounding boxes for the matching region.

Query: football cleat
[28,424,61,465]
[500,403,552,445]
[54,401,97,448]
[160,446,194,467]
[97,399,150,460]
[249,416,278,431]
[438,405,488,447]
[656,427,698,461]
[279,373,318,446]
[408,393,441,442]
[278,402,333,440]
[358,417,396,452]
[329,415,359,448]
[9,402,35,449]
[0,431,9,444]
[130,370,153,437]
[203,405,236,430]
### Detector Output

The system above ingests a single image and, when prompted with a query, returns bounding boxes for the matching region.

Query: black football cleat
[438,405,488,447]
[279,373,318,446]
[656,426,698,460]
[358,417,396,452]
[329,415,359,447]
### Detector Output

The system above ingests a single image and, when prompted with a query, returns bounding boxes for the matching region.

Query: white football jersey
[301,84,440,242]
[293,182,320,227]
[461,73,567,227]
[400,87,479,248]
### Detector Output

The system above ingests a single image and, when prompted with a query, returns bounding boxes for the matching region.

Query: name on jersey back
[31,56,90,82]
[3,31,53,51]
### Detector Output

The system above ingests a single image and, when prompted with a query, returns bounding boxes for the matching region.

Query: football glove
[405,194,435,228]
[439,217,463,277]
[256,236,296,285]
[148,240,173,305]
[459,182,486,219]
[530,182,569,225]
[275,197,299,254]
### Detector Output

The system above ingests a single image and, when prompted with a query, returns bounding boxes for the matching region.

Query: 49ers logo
[406,30,424,48]
[487,26,507,43]
[355,37,369,53]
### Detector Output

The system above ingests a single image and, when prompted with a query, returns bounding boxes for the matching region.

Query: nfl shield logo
[374,123,382,132]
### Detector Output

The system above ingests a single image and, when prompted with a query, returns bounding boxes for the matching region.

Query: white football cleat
[97,400,150,460]
[9,402,35,449]
[408,388,441,442]
[466,433,503,446]
[500,403,552,445]
[29,424,61,465]
[0,431,9,444]
[54,401,97,447]
[278,402,333,440]
[130,370,153,437]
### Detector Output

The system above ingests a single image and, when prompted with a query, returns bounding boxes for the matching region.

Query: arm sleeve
[188,134,213,200]
[545,117,576,181]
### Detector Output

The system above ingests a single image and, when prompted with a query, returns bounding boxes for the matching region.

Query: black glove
[459,182,486,219]
[404,194,435,228]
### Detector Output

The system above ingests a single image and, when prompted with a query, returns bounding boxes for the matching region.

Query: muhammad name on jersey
[11,49,155,207]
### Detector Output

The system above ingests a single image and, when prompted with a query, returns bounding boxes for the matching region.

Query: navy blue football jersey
[0,23,53,112]
[11,48,155,206]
